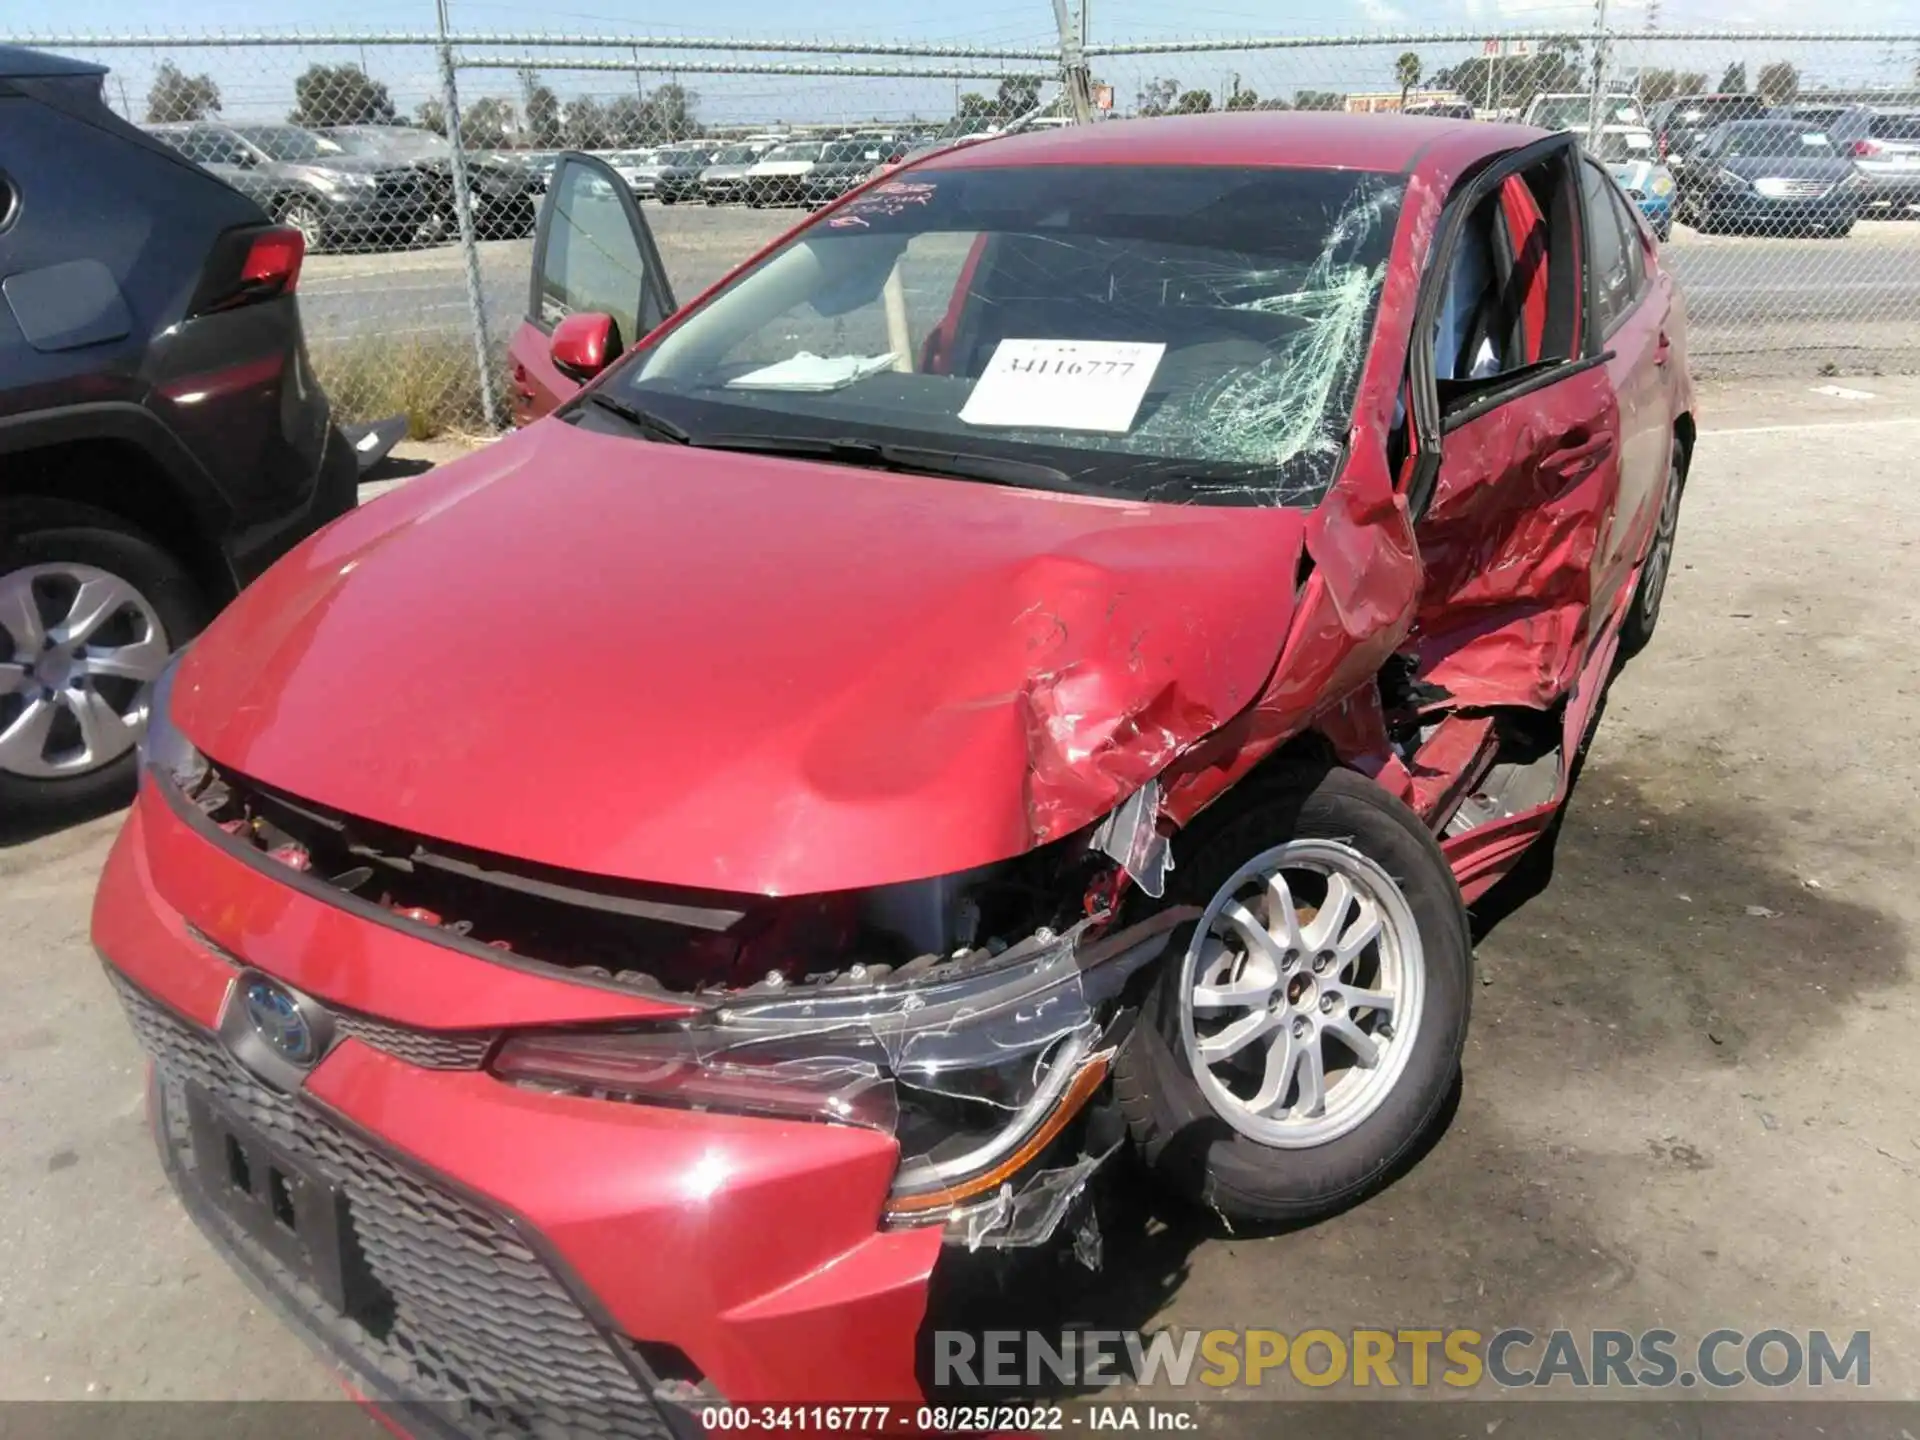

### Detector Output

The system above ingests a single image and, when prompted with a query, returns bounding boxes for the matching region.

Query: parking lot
[5,372,1917,1409]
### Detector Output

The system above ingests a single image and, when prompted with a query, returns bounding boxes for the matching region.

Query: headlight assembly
[138,652,208,793]
[490,913,1184,1242]
[1651,172,1675,197]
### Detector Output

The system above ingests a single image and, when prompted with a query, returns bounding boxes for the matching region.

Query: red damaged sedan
[95,113,1691,1431]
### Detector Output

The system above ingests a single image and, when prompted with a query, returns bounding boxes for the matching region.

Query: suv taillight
[190,224,305,316]
[1850,138,1884,157]
[240,226,304,295]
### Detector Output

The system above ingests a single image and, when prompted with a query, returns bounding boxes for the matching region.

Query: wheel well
[0,439,232,604]
[1674,411,1696,472]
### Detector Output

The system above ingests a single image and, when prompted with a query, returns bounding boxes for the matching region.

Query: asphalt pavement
[296,207,1920,381]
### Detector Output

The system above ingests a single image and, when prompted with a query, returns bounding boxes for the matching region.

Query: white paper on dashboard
[726,352,899,391]
[959,339,1167,433]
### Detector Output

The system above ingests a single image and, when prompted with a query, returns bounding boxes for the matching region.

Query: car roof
[0,44,106,80]
[916,111,1541,178]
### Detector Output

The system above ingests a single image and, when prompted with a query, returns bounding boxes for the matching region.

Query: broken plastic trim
[940,1134,1123,1255]
[1089,777,1172,899]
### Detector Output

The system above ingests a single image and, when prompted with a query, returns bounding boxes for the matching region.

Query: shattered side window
[624,164,1406,508]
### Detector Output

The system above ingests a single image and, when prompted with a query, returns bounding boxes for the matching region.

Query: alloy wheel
[0,563,171,779]
[1638,454,1683,632]
[283,202,325,249]
[1179,839,1426,1150]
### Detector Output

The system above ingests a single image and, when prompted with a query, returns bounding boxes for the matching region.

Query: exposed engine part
[1444,749,1563,836]
[178,761,1126,1000]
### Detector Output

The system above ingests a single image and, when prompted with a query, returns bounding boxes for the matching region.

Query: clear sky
[2,0,1913,130]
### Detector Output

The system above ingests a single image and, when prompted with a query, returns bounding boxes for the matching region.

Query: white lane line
[1704,415,1920,437]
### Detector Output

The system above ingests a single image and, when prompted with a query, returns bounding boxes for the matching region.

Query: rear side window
[158,127,251,167]
[1605,179,1647,299]
[1579,161,1634,337]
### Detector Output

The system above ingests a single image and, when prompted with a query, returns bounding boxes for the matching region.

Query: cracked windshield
[607,164,1405,506]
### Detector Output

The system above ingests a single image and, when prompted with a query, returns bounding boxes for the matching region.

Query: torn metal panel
[1410,364,1625,710]
[1404,713,1500,826]
[1089,778,1172,899]
[1157,175,1447,827]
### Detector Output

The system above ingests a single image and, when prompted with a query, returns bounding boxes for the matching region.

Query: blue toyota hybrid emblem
[243,976,317,1065]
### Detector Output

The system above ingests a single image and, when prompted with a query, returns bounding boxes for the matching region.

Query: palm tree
[1396,51,1423,111]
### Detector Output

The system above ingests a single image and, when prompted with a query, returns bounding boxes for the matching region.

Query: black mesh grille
[333,1012,496,1071]
[109,969,675,1440]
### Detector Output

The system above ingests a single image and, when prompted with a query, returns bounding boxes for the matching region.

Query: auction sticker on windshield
[960,339,1166,433]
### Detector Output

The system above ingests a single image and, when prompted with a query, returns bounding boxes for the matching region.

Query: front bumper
[92,785,944,1428]
[1856,168,1920,206]
[1701,188,1858,225]
[319,193,436,239]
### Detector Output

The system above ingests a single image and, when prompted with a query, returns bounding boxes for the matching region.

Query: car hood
[174,419,1308,895]
[1717,153,1855,182]
[703,163,752,179]
[750,160,816,175]
[282,154,394,179]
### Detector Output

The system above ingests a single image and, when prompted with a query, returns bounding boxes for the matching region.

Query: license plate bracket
[185,1086,387,1325]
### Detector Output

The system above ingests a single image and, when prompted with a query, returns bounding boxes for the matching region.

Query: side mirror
[550,312,621,382]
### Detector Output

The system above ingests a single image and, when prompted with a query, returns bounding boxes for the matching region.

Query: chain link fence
[9,21,1919,435]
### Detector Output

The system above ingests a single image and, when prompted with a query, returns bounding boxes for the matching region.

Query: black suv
[1,46,357,825]
[1647,92,1771,161]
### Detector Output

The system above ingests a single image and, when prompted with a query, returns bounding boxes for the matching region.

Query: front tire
[1114,766,1472,1224]
[0,501,203,826]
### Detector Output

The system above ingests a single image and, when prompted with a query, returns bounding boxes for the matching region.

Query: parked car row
[587,134,916,208]
[1523,89,1918,240]
[145,121,542,252]
[1650,95,1919,235]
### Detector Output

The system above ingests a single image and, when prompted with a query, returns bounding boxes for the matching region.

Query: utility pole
[1049,0,1095,123]
[435,0,502,432]
[1586,0,1610,149]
